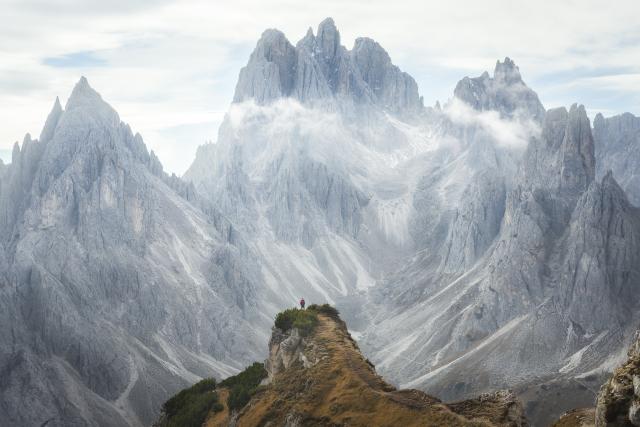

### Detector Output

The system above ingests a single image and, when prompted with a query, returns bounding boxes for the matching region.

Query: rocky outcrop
[593,112,640,206]
[596,332,640,426]
[233,29,297,104]
[264,327,319,381]
[226,310,528,426]
[454,57,545,121]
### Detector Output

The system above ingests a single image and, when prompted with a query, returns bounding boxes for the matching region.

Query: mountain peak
[66,76,105,111]
[11,141,20,163]
[494,57,522,83]
[232,18,422,114]
[318,16,337,31]
[316,17,341,60]
[39,96,64,142]
[454,57,544,120]
[257,28,289,46]
[525,103,595,204]
[233,28,296,103]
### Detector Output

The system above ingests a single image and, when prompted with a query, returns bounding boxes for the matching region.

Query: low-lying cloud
[443,97,541,150]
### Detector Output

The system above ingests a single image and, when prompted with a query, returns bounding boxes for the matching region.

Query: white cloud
[444,98,541,150]
[0,0,639,174]
[568,74,640,92]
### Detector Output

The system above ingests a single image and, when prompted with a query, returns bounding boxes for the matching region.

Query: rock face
[0,79,267,427]
[593,112,640,206]
[363,104,640,426]
[595,331,640,426]
[227,310,528,426]
[264,327,316,381]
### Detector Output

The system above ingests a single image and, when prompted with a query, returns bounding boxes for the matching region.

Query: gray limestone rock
[454,57,545,121]
[593,111,640,206]
[364,104,640,425]
[0,78,267,427]
[233,17,422,116]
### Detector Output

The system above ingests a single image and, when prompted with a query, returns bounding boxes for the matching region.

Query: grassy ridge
[159,304,341,422]
[161,378,223,427]
[219,362,268,411]
[274,308,318,336]
[274,304,339,336]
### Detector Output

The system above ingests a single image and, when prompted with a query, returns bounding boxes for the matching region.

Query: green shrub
[307,303,340,319]
[274,308,318,336]
[161,378,222,427]
[228,384,252,411]
[220,362,268,412]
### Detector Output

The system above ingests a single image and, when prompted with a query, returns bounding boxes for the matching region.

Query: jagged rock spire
[66,76,106,110]
[454,57,545,121]
[592,110,640,205]
[521,103,595,215]
[316,17,340,60]
[561,104,595,193]
[232,17,423,115]
[39,96,63,143]
[493,57,522,84]
[233,29,297,103]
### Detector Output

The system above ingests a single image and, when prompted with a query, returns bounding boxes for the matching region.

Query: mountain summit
[454,57,545,120]
[233,17,423,114]
[0,79,265,427]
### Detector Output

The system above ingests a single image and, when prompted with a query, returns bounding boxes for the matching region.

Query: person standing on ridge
[300,298,305,309]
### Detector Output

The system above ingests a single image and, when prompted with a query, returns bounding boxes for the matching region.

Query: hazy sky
[2,0,639,174]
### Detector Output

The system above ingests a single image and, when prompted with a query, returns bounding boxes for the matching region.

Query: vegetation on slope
[307,303,340,319]
[160,378,223,427]
[274,308,318,336]
[219,362,268,411]
[274,304,339,336]
[234,310,527,426]
[176,304,527,426]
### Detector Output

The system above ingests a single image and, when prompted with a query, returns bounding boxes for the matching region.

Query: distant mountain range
[1,17,639,427]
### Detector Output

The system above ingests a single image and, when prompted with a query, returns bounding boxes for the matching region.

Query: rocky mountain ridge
[233,18,423,115]
[0,78,267,427]
[1,16,639,427]
[176,307,529,427]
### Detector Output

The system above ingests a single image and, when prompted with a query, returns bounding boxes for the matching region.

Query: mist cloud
[443,98,541,150]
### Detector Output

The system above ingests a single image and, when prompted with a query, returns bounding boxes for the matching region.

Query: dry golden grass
[221,314,524,427]
[551,408,595,427]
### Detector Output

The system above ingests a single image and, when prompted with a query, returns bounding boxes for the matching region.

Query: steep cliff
[593,112,640,206]
[595,331,640,426]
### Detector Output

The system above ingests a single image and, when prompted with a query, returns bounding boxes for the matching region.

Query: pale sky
[2,0,639,174]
